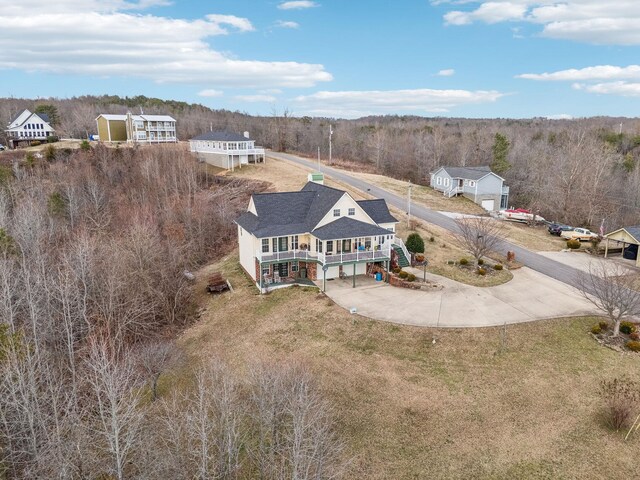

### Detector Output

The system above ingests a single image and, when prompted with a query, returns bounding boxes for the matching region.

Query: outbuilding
[603,226,640,266]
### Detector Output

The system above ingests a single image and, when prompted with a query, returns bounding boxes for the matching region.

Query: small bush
[620,321,636,335]
[459,258,469,266]
[414,254,425,263]
[392,267,401,274]
[406,273,416,282]
[406,233,425,254]
[477,268,487,276]
[626,341,640,352]
[599,321,609,330]
[477,258,484,266]
[630,332,640,341]
[80,140,91,151]
[566,239,581,249]
[494,264,503,271]
[429,236,435,242]
[447,260,454,265]
[591,324,602,335]
[600,378,640,431]
[398,270,409,279]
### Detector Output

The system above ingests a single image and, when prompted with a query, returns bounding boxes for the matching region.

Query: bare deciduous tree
[576,260,640,336]
[135,340,179,402]
[453,216,503,265]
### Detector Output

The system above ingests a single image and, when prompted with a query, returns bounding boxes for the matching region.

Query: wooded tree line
[0,145,345,478]
[3,96,639,228]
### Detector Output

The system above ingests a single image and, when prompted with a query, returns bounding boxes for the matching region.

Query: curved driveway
[268,151,586,291]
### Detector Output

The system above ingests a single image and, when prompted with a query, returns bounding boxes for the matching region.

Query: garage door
[481,199,495,211]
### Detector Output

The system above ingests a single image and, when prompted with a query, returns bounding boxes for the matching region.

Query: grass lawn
[182,254,640,480]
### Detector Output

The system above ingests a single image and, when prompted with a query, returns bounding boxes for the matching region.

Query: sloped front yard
[181,253,640,480]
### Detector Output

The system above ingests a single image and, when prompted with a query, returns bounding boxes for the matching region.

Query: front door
[277,263,289,278]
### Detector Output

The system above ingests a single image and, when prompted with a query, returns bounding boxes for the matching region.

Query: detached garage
[603,226,640,266]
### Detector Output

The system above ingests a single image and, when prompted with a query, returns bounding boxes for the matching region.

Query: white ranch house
[189,131,265,171]
[5,109,55,148]
[235,177,410,293]
[430,165,509,211]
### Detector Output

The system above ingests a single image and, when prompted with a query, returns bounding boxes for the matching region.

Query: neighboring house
[189,131,265,170]
[5,109,55,148]
[235,178,406,292]
[603,226,640,267]
[95,112,177,143]
[430,165,509,211]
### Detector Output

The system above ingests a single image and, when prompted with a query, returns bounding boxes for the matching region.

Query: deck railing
[256,244,392,265]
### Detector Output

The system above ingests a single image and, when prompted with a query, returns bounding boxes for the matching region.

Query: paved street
[268,151,589,291]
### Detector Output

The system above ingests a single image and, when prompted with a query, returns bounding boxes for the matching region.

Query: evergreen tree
[491,132,511,174]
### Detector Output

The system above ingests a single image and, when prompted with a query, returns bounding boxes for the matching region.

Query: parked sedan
[548,223,573,236]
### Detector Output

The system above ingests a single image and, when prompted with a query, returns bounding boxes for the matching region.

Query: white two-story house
[235,179,406,292]
[5,109,55,148]
[189,131,265,170]
[430,165,509,211]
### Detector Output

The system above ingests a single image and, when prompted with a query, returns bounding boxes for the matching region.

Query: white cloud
[517,65,640,81]
[293,88,505,118]
[437,1,640,45]
[0,3,332,88]
[274,20,300,29]
[235,94,278,102]
[546,114,573,120]
[198,89,224,97]
[573,82,640,97]
[436,69,455,76]
[278,1,319,10]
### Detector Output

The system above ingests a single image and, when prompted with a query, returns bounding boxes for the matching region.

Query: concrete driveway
[538,251,637,276]
[322,267,596,328]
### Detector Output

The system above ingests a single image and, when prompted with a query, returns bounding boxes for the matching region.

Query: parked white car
[561,227,599,241]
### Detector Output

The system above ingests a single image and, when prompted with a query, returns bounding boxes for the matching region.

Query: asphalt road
[268,151,586,291]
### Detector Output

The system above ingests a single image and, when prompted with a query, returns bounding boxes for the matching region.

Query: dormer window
[333,209,340,217]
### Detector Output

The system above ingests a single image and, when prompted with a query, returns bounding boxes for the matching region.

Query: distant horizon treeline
[2,95,640,228]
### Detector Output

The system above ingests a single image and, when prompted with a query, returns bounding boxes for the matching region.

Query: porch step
[392,245,410,268]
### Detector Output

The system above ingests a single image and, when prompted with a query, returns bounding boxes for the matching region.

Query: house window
[291,262,299,273]
[444,178,450,187]
[272,238,278,252]
[316,238,323,253]
[348,208,355,216]
[326,240,334,253]
[365,238,372,249]
[333,209,340,217]
[436,177,442,186]
[278,236,288,252]
[469,181,476,187]
[291,235,299,250]
[262,239,269,253]
[262,266,270,276]
[379,236,384,245]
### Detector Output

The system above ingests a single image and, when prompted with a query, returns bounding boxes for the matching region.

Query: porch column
[353,263,356,288]
[259,261,263,295]
[604,238,609,258]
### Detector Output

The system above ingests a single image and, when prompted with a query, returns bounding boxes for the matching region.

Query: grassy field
[182,254,640,479]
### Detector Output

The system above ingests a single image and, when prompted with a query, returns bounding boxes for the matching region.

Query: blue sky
[1,1,640,118]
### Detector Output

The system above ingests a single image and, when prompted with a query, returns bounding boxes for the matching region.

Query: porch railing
[256,244,392,265]
[256,249,319,263]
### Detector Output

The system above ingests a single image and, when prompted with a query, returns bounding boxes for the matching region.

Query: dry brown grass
[181,253,640,480]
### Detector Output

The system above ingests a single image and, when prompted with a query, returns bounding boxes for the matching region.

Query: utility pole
[619,123,623,134]
[317,146,321,170]
[407,181,412,228]
[329,124,333,165]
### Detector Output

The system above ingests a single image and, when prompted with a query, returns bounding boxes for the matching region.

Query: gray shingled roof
[440,165,493,180]
[191,131,251,142]
[235,182,397,238]
[312,217,393,241]
[357,199,398,224]
[624,226,640,243]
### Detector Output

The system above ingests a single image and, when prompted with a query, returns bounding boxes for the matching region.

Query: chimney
[243,131,250,139]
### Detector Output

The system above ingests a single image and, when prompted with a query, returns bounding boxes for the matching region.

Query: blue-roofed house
[235,181,404,292]
[430,165,509,212]
[189,131,265,170]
